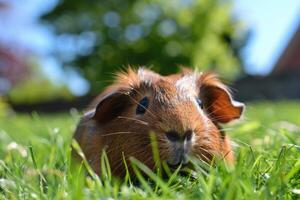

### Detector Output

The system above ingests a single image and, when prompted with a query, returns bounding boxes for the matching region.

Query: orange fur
[73,67,244,177]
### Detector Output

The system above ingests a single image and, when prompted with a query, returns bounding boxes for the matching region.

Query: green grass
[0,101,299,199]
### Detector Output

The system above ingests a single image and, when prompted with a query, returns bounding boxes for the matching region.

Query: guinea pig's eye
[136,97,149,115]
[196,97,203,109]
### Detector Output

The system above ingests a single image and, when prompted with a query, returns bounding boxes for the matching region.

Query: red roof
[0,46,29,86]
[272,24,300,74]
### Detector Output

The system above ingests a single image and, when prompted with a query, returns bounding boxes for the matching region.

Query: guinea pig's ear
[92,92,130,124]
[199,73,244,123]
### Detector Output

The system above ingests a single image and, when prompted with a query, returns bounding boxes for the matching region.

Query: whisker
[117,116,149,126]
[112,143,153,173]
[101,131,138,137]
[104,137,150,155]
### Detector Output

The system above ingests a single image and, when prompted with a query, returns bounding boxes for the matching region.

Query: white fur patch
[138,67,154,86]
[175,73,198,101]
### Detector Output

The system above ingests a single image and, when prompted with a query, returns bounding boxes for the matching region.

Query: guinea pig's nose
[166,130,193,142]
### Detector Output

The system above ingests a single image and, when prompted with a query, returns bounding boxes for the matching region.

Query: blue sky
[234,0,300,74]
[0,0,299,94]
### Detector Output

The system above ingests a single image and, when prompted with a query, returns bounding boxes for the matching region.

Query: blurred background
[0,0,299,114]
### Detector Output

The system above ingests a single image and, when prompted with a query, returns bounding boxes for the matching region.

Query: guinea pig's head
[91,68,244,174]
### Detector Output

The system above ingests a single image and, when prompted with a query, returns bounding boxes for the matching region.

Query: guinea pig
[73,67,244,177]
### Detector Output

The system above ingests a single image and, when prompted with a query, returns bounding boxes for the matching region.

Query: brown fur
[73,67,244,177]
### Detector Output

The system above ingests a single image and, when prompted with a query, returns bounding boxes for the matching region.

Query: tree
[42,0,247,93]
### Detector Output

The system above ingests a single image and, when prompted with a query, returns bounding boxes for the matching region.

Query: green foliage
[43,0,247,93]
[8,78,73,104]
[0,102,299,199]
[8,66,74,104]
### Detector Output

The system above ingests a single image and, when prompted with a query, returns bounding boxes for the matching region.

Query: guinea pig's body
[73,68,244,177]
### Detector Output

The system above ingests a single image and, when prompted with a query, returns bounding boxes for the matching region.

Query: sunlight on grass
[0,101,299,199]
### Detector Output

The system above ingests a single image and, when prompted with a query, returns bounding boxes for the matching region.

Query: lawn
[0,101,299,199]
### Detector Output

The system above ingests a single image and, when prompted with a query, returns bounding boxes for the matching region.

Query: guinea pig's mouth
[164,156,195,179]
[167,161,189,170]
[166,145,191,170]
[167,153,188,167]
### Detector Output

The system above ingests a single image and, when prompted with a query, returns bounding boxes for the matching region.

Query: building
[0,46,29,94]
[234,24,300,101]
[272,25,300,74]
